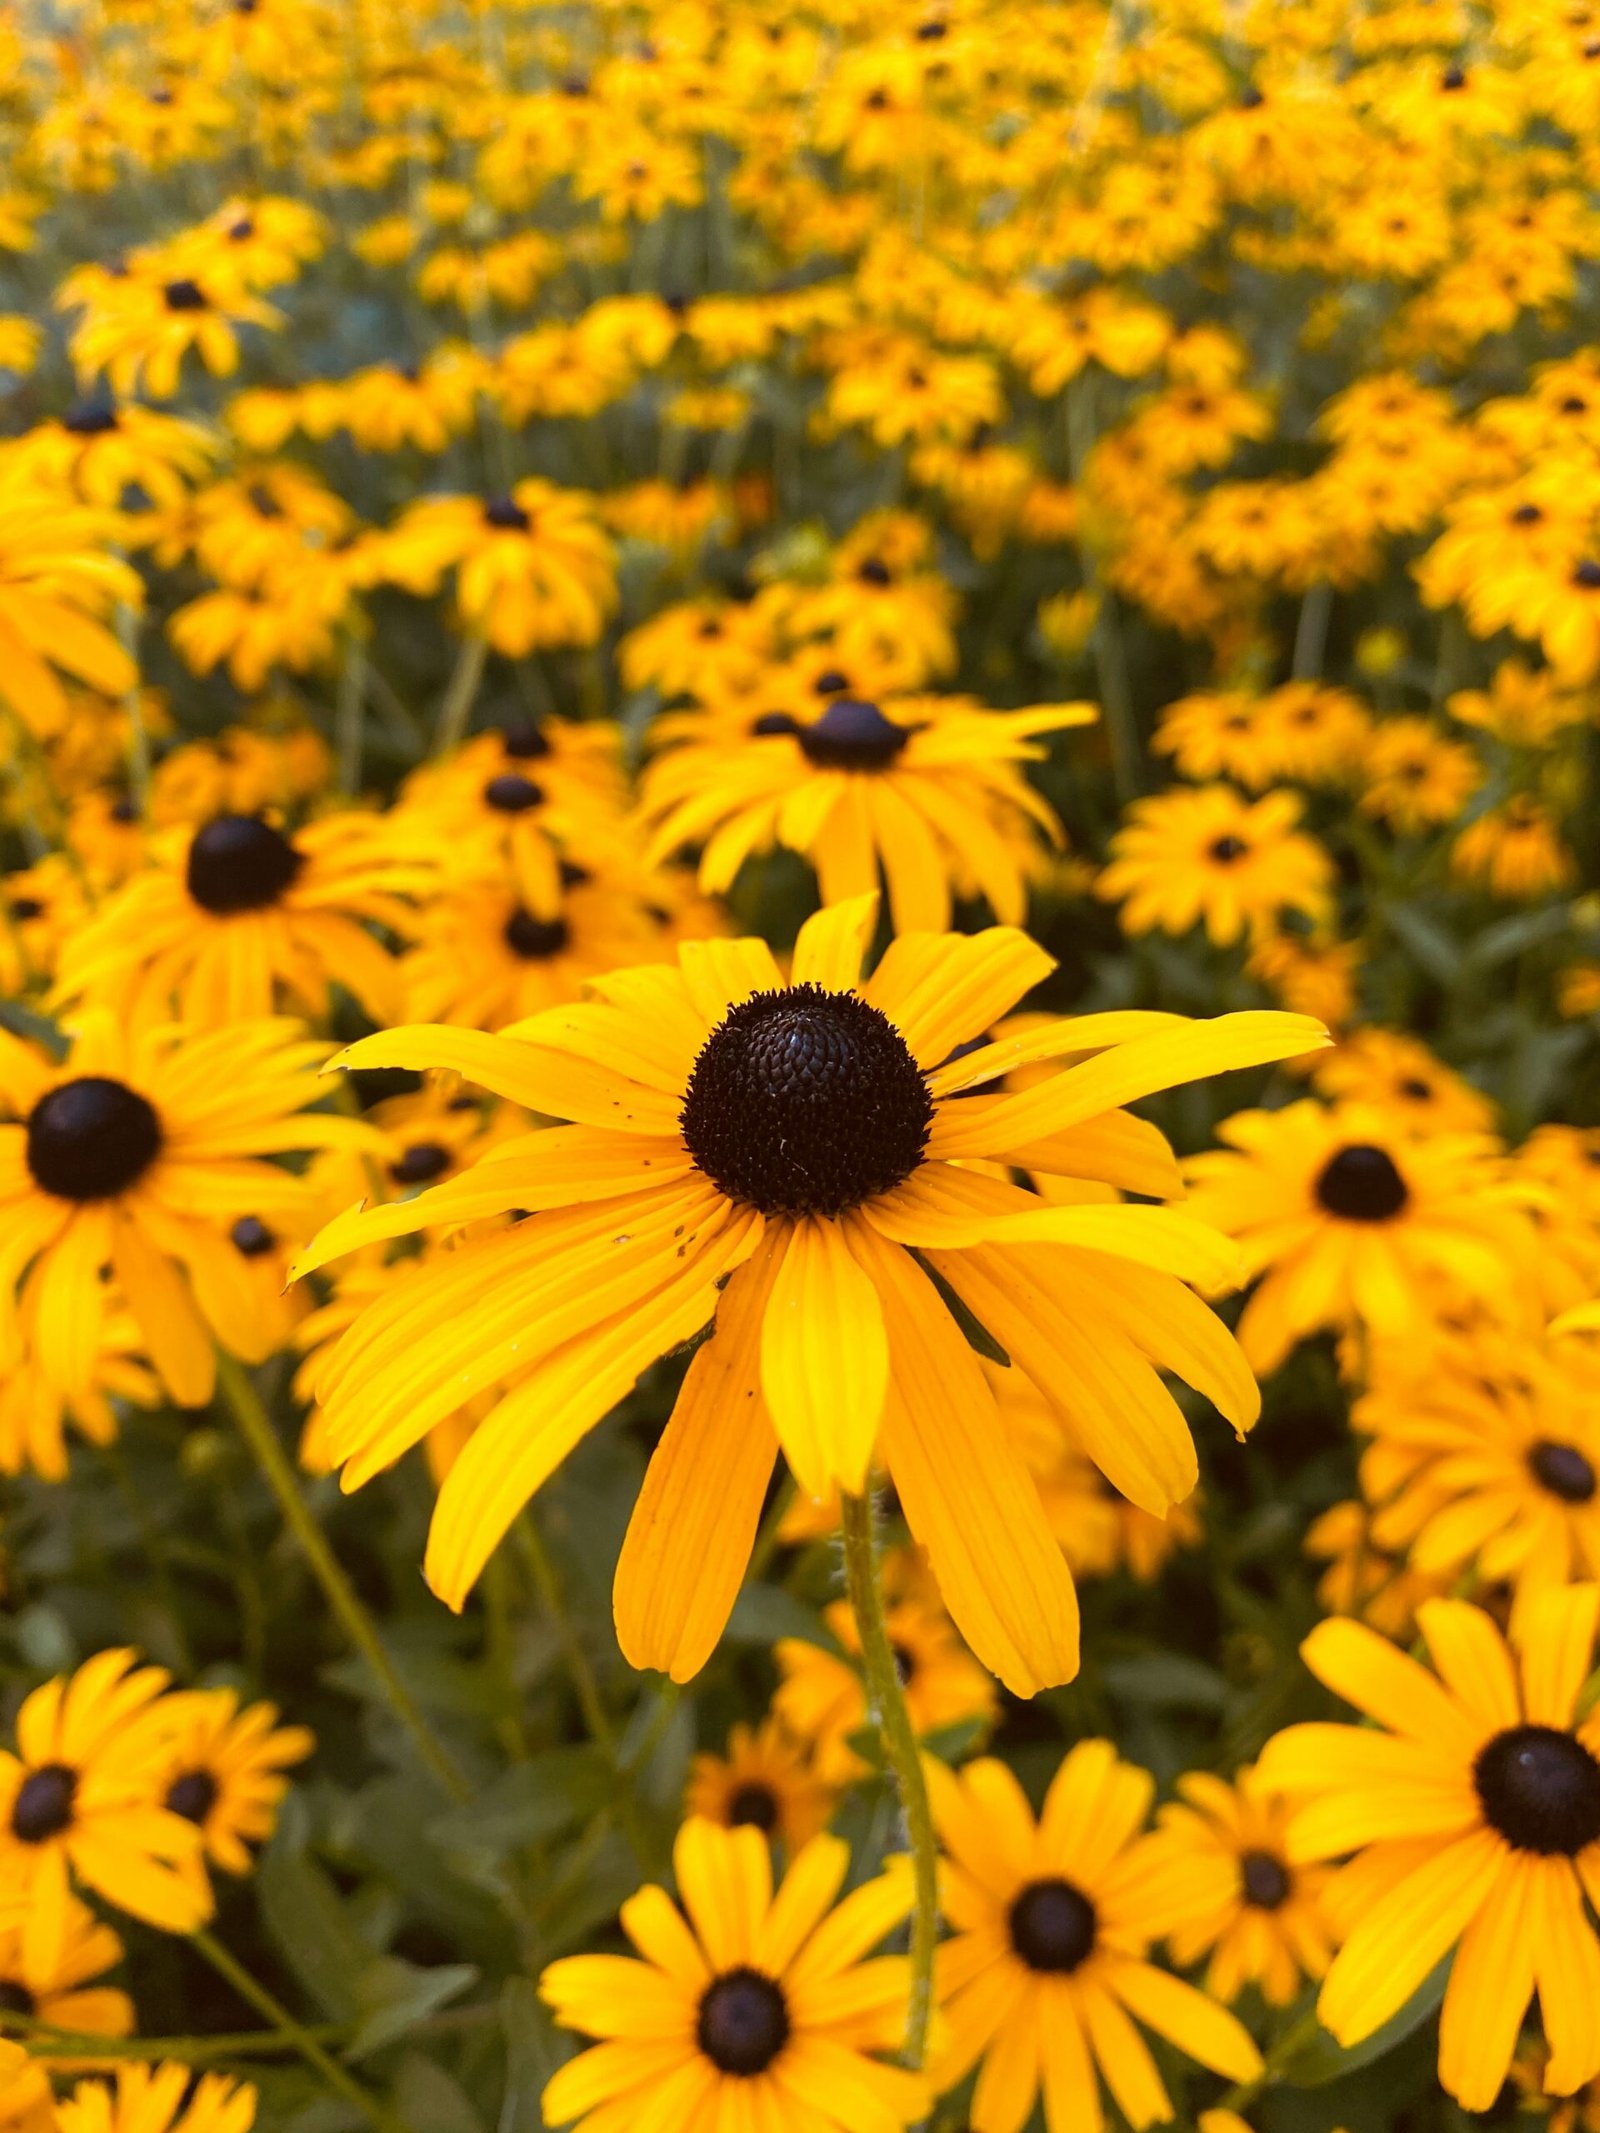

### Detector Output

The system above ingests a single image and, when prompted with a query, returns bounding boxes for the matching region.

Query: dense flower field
[8,0,1600,2128]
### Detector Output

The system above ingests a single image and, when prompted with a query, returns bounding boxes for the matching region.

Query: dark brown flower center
[1008,1878,1097,1972]
[389,1142,451,1186]
[166,1770,219,1823]
[503,909,569,960]
[11,1764,77,1844]
[697,1967,790,2075]
[186,814,304,914]
[482,774,544,814]
[27,1079,162,1201]
[679,985,931,1218]
[231,1215,276,1257]
[796,698,910,771]
[1315,1144,1408,1222]
[1529,1440,1598,1504]
[1474,1725,1600,1854]
[727,1783,779,1833]
[1240,1848,1292,1909]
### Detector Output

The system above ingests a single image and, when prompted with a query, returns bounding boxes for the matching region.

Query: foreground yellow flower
[930,1747,1262,2133]
[539,1819,926,2133]
[1258,1587,1600,2111]
[296,894,1323,1691]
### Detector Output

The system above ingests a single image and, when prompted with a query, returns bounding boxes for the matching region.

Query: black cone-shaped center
[0,1982,34,2017]
[1008,1878,1097,1973]
[483,774,544,814]
[727,1783,779,1833]
[696,1967,790,2074]
[1209,836,1249,864]
[796,698,910,771]
[389,1142,451,1186]
[186,814,304,914]
[504,909,569,960]
[1240,1849,1292,1909]
[483,496,531,531]
[1529,1440,1598,1505]
[1315,1144,1408,1222]
[499,719,551,760]
[680,986,932,1217]
[12,1764,77,1843]
[166,1770,219,1824]
[231,1215,276,1257]
[1475,1725,1600,1854]
[27,1079,162,1201]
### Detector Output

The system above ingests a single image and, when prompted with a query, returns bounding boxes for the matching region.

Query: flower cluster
[6,0,1600,2129]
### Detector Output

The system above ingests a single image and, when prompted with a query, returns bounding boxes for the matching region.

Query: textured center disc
[1529,1440,1598,1505]
[1475,1726,1600,1854]
[796,698,911,771]
[186,814,305,914]
[166,1770,219,1823]
[27,1077,162,1201]
[503,909,569,960]
[11,1763,77,1843]
[1007,1878,1097,1973]
[1240,1848,1292,1909]
[1314,1143,1408,1222]
[679,985,932,1217]
[726,1783,779,1833]
[696,1967,790,2075]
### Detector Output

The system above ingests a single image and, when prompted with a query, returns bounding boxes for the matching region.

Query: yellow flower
[1098,785,1334,948]
[0,1013,368,1409]
[540,1820,927,2132]
[639,694,1094,933]
[1186,1100,1537,1374]
[930,1746,1262,2131]
[1147,1768,1335,2006]
[0,1650,210,1970]
[154,1688,313,1880]
[774,1592,997,1786]
[54,808,434,1026]
[1258,1587,1600,2111]
[1310,1028,1497,1133]
[1452,796,1576,899]
[0,479,140,740]
[56,2064,257,2133]
[295,895,1320,1689]
[380,480,615,656]
[684,1719,836,1851]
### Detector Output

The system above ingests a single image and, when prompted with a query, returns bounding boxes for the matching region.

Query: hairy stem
[840,1488,939,2070]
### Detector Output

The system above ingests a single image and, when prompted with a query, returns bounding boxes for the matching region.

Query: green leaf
[497,1977,569,2133]
[726,1583,836,1651]
[348,1955,478,2058]
[1380,902,1462,987]
[257,1823,369,2022]
[391,2054,485,2133]
[1101,1651,1230,1711]
[429,1748,611,1859]
[1281,1955,1449,2086]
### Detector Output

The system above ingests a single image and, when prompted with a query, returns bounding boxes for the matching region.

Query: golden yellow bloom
[381,481,616,657]
[1098,785,1334,948]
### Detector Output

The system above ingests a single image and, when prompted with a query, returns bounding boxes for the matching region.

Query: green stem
[191,1930,404,2133]
[840,1489,938,2071]
[514,1513,615,1754]
[1291,579,1333,681]
[1217,2005,1323,2113]
[214,1351,470,1803]
[432,631,489,756]
[3,2019,344,2062]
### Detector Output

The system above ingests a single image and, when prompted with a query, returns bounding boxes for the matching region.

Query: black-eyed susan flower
[1258,1587,1600,2111]
[380,480,616,657]
[1146,1768,1335,2007]
[56,2064,257,2133]
[0,1649,210,1968]
[0,477,140,740]
[154,1688,313,1882]
[1097,785,1334,948]
[0,1013,369,1409]
[1356,1331,1600,1628]
[639,696,1094,933]
[0,1296,157,1482]
[1357,715,1483,833]
[294,895,1322,1691]
[684,1719,836,1851]
[1452,795,1576,899]
[539,1819,927,2133]
[774,1592,997,1786]
[930,1745,1262,2132]
[0,1890,134,2043]
[1309,1028,1496,1133]
[54,809,433,1026]
[1185,1100,1535,1373]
